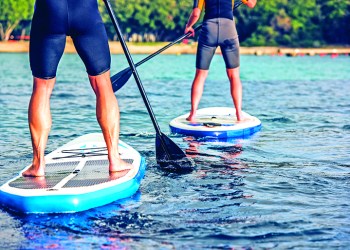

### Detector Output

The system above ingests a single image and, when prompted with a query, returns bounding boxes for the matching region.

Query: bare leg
[88,71,132,172]
[23,77,55,177]
[226,67,243,121]
[187,69,209,122]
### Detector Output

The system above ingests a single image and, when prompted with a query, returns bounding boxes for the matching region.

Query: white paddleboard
[169,107,262,138]
[0,133,146,214]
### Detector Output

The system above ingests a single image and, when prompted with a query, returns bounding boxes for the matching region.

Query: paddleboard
[169,107,262,138]
[0,133,146,214]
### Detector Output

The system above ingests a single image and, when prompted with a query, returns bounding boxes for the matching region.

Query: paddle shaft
[103,0,170,156]
[109,26,202,92]
[133,26,201,68]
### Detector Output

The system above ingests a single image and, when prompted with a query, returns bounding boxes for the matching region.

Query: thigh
[29,35,66,79]
[196,19,219,70]
[29,0,67,79]
[72,22,111,76]
[218,19,240,69]
[196,41,217,70]
[220,37,240,69]
[70,4,111,76]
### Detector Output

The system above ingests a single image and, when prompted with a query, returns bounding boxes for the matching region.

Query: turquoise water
[0,52,350,249]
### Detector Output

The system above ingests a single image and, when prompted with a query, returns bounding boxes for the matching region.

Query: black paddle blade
[110,67,132,92]
[156,133,195,173]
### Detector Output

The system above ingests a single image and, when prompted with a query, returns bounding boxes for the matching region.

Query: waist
[35,0,98,11]
[204,12,234,20]
[203,17,236,24]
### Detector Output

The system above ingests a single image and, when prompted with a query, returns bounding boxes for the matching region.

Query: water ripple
[0,54,349,249]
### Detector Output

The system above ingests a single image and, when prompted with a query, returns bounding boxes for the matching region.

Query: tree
[318,0,350,44]
[0,0,35,41]
[2,0,348,45]
[237,0,323,47]
[99,0,185,41]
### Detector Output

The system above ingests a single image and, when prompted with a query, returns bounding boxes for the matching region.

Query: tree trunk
[0,23,5,41]
[3,20,20,41]
[21,28,26,41]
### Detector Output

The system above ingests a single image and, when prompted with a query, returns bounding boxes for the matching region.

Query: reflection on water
[0,54,350,249]
[184,136,244,168]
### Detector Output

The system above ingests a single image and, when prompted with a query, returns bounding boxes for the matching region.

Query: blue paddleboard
[0,133,146,214]
[169,107,262,138]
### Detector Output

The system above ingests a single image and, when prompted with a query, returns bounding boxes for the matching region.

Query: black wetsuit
[193,0,240,70]
[30,0,110,79]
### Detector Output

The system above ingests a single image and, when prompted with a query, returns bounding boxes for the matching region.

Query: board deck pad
[180,116,239,126]
[169,107,262,138]
[0,133,146,214]
[9,161,79,189]
[63,159,133,188]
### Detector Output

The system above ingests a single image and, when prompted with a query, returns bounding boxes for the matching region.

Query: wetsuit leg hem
[87,67,110,77]
[196,66,210,70]
[225,64,240,70]
[32,74,56,80]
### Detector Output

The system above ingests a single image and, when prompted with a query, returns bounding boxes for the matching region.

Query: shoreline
[1,41,350,56]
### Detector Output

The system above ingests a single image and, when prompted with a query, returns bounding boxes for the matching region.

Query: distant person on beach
[23,0,131,177]
[184,0,257,122]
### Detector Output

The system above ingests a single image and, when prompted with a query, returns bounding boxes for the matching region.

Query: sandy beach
[1,40,349,56]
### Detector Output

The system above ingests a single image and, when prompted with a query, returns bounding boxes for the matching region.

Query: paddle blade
[156,133,195,173]
[110,67,132,92]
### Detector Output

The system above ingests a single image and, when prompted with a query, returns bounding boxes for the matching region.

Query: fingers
[185,27,195,37]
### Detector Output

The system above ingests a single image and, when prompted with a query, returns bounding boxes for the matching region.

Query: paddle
[103,0,194,172]
[110,25,202,92]
[110,0,243,92]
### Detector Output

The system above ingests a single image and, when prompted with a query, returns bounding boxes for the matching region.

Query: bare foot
[22,165,45,177]
[186,113,196,123]
[236,116,250,123]
[236,111,243,122]
[109,170,129,180]
[236,111,251,123]
[109,158,133,173]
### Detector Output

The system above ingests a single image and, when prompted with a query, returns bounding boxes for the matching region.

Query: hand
[242,0,257,8]
[185,25,195,37]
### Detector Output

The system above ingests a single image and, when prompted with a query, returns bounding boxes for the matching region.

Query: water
[0,52,349,249]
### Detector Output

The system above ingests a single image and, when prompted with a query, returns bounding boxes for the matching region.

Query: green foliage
[100,0,187,40]
[237,0,324,46]
[1,0,350,45]
[317,0,350,44]
[0,0,34,40]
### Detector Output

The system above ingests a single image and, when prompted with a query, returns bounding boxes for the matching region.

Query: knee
[33,77,55,95]
[195,69,209,80]
[89,71,112,94]
[226,67,240,79]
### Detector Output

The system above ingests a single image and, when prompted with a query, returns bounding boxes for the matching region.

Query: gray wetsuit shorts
[196,17,240,70]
